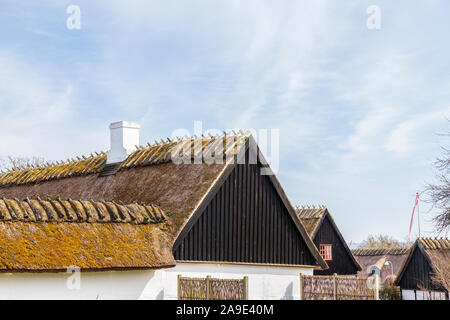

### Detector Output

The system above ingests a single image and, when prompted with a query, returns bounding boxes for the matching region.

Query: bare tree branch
[358,234,408,249]
[0,156,45,171]
[424,123,450,234]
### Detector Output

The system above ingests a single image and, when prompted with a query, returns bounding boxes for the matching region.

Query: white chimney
[107,121,141,164]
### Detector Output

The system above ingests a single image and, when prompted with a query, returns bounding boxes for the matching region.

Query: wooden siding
[173,151,317,266]
[313,215,358,275]
[397,246,439,291]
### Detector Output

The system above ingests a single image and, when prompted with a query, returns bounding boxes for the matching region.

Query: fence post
[333,273,338,300]
[206,276,211,300]
[177,274,181,300]
[299,274,304,300]
[243,276,249,300]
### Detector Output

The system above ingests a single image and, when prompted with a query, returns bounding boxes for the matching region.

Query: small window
[320,244,332,261]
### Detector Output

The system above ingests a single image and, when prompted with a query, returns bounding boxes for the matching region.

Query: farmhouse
[352,247,409,285]
[395,238,449,300]
[295,205,361,275]
[0,121,327,300]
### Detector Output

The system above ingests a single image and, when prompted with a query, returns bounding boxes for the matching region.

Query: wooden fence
[178,275,248,300]
[300,274,376,300]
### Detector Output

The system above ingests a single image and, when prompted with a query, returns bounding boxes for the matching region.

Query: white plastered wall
[149,262,314,300]
[0,262,313,300]
[402,289,447,300]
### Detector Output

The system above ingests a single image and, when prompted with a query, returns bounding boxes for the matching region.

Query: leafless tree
[358,234,407,249]
[0,156,45,171]
[430,254,450,293]
[425,124,450,234]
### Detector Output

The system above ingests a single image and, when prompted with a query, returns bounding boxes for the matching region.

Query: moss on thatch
[0,162,226,239]
[0,133,248,272]
[0,197,173,272]
[0,221,174,272]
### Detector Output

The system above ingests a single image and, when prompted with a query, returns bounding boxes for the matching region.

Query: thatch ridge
[0,132,249,187]
[352,247,410,256]
[0,197,167,224]
[419,237,450,250]
[120,131,248,169]
[0,152,107,186]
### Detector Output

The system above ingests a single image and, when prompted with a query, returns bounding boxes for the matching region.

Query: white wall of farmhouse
[0,270,161,300]
[0,263,313,300]
[401,289,447,300]
[156,262,314,300]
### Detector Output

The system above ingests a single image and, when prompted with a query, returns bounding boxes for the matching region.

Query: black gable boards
[173,136,326,268]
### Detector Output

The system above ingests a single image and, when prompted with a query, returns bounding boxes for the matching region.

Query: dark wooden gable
[312,214,360,275]
[173,147,317,266]
[396,245,437,291]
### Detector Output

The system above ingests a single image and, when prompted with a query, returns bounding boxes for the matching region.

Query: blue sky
[0,1,449,243]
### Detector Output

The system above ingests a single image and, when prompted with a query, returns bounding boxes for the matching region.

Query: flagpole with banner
[409,192,420,241]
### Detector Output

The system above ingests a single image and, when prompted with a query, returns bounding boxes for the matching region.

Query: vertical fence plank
[333,273,338,300]
[206,276,211,300]
[244,276,249,300]
[299,274,304,300]
[177,274,181,300]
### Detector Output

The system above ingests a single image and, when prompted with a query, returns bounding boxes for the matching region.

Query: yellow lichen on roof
[419,238,450,250]
[121,131,249,169]
[0,132,250,187]
[0,197,167,224]
[0,221,175,271]
[0,153,107,186]
[0,197,173,272]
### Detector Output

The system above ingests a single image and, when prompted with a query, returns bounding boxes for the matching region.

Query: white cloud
[386,110,450,158]
[0,51,75,158]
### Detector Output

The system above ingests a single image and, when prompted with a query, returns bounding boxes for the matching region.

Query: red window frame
[320,244,333,261]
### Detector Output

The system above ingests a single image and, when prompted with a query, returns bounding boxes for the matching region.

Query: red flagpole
[409,192,419,239]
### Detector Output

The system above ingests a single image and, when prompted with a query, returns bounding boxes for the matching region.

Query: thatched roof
[396,238,450,288]
[0,132,327,271]
[294,205,361,271]
[0,133,246,186]
[419,238,450,250]
[0,153,107,186]
[294,205,327,236]
[353,248,409,284]
[0,133,248,235]
[0,198,174,272]
[352,248,409,256]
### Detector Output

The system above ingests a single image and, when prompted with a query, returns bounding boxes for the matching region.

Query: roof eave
[0,264,176,274]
